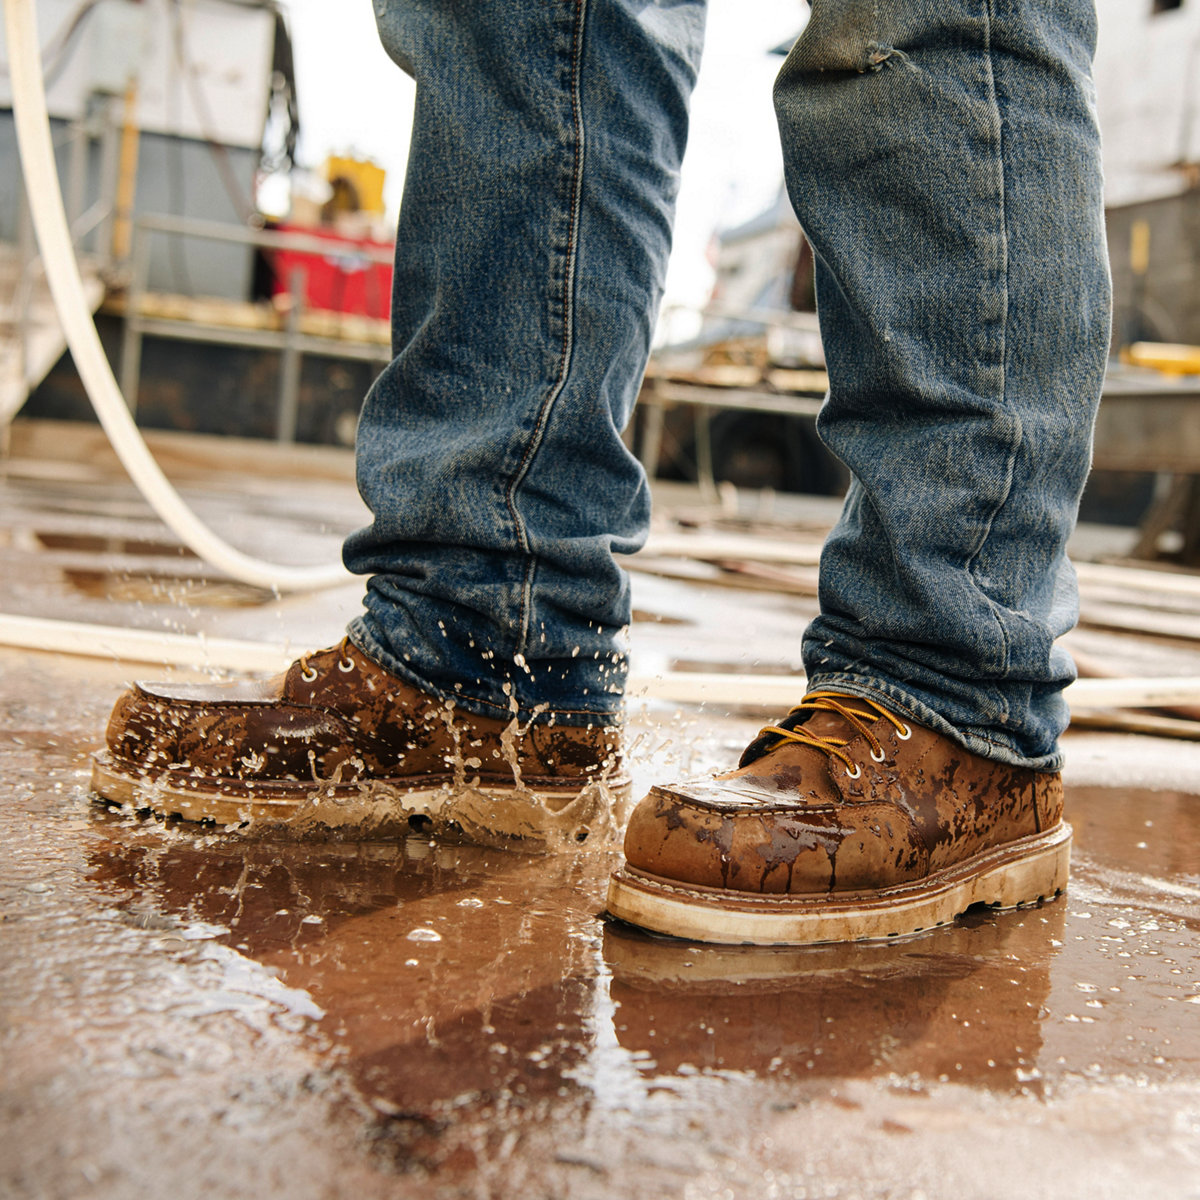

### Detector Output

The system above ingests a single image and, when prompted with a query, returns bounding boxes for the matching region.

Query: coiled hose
[4,0,351,593]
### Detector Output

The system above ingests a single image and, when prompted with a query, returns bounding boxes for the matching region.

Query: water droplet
[407,927,442,942]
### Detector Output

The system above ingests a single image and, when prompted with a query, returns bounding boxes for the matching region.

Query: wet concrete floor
[3,438,1200,1198]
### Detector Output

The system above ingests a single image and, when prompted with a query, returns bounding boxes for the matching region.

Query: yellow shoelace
[756,692,912,776]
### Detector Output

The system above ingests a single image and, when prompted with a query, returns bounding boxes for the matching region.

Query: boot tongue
[802,707,874,740]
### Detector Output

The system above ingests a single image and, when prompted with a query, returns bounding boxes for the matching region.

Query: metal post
[693,407,718,501]
[66,119,88,239]
[94,95,120,272]
[119,225,151,413]
[639,396,665,481]
[276,266,305,442]
[1182,476,1200,567]
[14,175,36,389]
[110,78,140,267]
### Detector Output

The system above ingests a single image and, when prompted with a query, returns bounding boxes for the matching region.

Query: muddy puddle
[3,667,1199,1198]
[6,448,1200,1195]
[79,786,1200,1101]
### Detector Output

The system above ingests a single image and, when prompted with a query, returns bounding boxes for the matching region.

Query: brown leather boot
[606,692,1070,944]
[92,639,629,848]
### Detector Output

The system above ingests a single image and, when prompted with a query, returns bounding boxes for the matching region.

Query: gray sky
[279,0,807,312]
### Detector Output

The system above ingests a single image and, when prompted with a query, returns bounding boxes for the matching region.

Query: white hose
[628,671,1200,713]
[6,613,1200,712]
[5,0,351,592]
[0,613,293,673]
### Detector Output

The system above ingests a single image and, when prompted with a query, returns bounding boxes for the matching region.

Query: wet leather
[106,643,621,786]
[623,704,1064,895]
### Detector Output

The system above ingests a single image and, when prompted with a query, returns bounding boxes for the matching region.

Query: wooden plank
[640,531,823,565]
[1068,710,1200,741]
[765,368,830,393]
[4,614,1199,724]
[1079,602,1200,643]
[626,557,817,596]
[104,290,391,346]
[708,560,821,596]
[638,534,1200,596]
[1066,675,1200,708]
[1072,645,1200,721]
[1075,560,1200,601]
[0,614,292,672]
[629,670,1200,712]
[8,419,357,483]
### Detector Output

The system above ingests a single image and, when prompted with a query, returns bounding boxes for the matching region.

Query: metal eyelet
[870,747,886,763]
[338,657,355,673]
[845,763,862,779]
[301,667,318,683]
[896,724,913,740]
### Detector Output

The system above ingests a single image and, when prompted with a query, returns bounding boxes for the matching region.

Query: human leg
[609,0,1110,941]
[347,0,706,727]
[782,0,1110,769]
[92,0,706,841]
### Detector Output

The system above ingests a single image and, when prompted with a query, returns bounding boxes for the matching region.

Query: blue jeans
[346,0,1110,771]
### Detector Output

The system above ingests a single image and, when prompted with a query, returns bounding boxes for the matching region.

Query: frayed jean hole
[866,43,911,72]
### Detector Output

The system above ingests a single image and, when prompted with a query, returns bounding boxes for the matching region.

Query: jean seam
[503,0,590,656]
[963,0,1016,691]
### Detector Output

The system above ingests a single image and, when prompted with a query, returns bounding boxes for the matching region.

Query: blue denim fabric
[775,0,1110,769]
[345,0,705,727]
[347,0,1109,769]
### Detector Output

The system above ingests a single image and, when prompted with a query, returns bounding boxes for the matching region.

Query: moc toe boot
[92,640,628,848]
[606,692,1070,944]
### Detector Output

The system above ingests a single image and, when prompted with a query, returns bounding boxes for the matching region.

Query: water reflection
[84,778,1200,1142]
[603,906,1062,1095]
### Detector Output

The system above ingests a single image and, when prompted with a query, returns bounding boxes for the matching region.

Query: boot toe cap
[623,785,930,895]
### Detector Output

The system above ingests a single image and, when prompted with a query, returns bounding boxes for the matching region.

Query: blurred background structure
[1,0,1199,555]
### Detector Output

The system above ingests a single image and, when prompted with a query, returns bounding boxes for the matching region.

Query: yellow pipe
[111,77,141,264]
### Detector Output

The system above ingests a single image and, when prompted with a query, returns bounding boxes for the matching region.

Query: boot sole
[605,822,1071,945]
[91,753,631,851]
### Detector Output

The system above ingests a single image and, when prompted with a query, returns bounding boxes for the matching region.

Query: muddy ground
[2,435,1199,1199]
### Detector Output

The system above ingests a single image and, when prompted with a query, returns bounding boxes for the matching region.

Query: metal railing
[640,303,828,498]
[120,214,395,442]
[4,112,116,403]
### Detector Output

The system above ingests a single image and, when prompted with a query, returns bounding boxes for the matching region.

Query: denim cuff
[346,616,624,729]
[803,671,1066,773]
